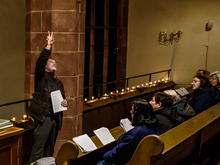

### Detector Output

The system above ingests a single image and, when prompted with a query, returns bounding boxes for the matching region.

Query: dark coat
[206,84,220,105]
[155,99,195,134]
[189,87,215,115]
[103,125,159,165]
[27,48,66,125]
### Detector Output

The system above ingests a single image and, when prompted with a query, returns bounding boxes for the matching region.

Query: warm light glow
[92,96,94,100]
[23,115,27,120]
[154,81,157,84]
[132,86,135,89]
[111,92,113,94]
[127,88,129,91]
[166,78,169,81]
[122,89,124,92]
[116,90,118,93]
[149,82,152,84]
[104,93,107,96]
[84,98,87,102]
[141,84,144,87]
[162,79,164,81]
[158,80,160,82]
[12,117,15,121]
[146,83,148,86]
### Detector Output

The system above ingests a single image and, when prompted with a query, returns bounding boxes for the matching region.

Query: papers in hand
[93,127,115,145]
[120,118,134,132]
[72,134,97,153]
[50,90,67,113]
[175,88,189,96]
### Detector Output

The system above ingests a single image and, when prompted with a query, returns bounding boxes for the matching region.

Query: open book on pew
[175,87,189,97]
[72,134,97,153]
[120,118,134,132]
[93,127,115,145]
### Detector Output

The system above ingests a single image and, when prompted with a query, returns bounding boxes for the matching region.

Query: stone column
[25,0,86,157]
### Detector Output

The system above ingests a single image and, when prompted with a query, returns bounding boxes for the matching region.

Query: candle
[154,81,157,84]
[166,78,169,81]
[23,115,27,120]
[104,93,107,97]
[122,89,124,92]
[162,79,164,81]
[12,117,15,121]
[111,92,113,94]
[141,84,144,87]
[116,90,119,93]
[146,83,148,86]
[127,88,129,91]
[158,80,160,82]
[84,98,87,102]
[132,86,135,89]
[149,82,152,85]
[92,96,94,100]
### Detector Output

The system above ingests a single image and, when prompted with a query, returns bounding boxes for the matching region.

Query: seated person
[209,71,220,104]
[188,75,215,114]
[164,90,195,123]
[150,92,178,134]
[98,99,159,165]
[196,69,206,76]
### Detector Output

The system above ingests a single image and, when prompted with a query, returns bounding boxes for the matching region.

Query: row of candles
[84,78,169,103]
[11,114,27,122]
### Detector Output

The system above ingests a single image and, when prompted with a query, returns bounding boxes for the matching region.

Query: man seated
[164,90,195,123]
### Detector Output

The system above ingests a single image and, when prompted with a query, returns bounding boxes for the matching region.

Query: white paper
[175,89,185,96]
[72,134,97,153]
[50,90,67,113]
[120,118,134,132]
[180,88,189,95]
[93,127,115,145]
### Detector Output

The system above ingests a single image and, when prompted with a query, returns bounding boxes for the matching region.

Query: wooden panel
[0,146,11,165]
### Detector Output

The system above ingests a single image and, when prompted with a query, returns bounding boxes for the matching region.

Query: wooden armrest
[56,140,79,165]
[126,135,164,165]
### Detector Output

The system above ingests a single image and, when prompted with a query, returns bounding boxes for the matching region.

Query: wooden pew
[56,103,220,165]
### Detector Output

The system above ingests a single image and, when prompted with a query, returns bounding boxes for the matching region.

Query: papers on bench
[0,119,13,130]
[72,134,97,153]
[120,118,134,132]
[50,90,67,113]
[93,127,115,145]
[175,87,189,96]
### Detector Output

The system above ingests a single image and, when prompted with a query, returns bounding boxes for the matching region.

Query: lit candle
[23,115,27,120]
[166,78,169,81]
[141,84,144,87]
[122,89,124,92]
[116,90,118,93]
[104,93,107,97]
[127,87,129,91]
[162,79,164,81]
[132,86,135,89]
[12,117,15,121]
[149,82,152,85]
[146,83,148,86]
[154,81,157,84]
[111,92,113,94]
[158,80,160,82]
[84,98,87,102]
[92,96,94,100]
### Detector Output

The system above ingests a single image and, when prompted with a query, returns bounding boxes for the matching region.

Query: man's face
[45,59,57,72]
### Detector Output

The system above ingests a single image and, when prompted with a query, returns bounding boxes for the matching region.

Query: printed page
[0,119,10,125]
[120,118,134,132]
[72,134,97,153]
[50,90,67,113]
[175,89,185,96]
[93,127,115,145]
[180,88,189,95]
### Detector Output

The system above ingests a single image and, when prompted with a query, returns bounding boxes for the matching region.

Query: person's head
[45,59,57,72]
[130,99,158,131]
[164,89,181,104]
[191,75,209,91]
[209,71,220,87]
[149,92,173,111]
[205,70,210,78]
[196,69,206,76]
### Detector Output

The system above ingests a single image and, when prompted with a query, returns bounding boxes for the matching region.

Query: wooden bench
[56,103,220,165]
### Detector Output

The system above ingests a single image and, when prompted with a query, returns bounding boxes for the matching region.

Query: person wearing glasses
[188,75,214,114]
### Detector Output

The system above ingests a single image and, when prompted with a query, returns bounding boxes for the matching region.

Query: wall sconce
[158,29,183,45]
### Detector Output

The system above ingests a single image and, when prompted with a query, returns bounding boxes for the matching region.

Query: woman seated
[188,75,215,114]
[98,99,159,165]
[209,71,220,104]
[150,92,179,134]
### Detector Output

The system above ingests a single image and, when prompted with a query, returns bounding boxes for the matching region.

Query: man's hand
[46,31,54,49]
[61,99,68,107]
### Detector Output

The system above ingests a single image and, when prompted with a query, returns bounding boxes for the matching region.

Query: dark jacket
[206,84,220,105]
[103,125,159,165]
[154,107,179,134]
[27,48,65,126]
[189,87,215,115]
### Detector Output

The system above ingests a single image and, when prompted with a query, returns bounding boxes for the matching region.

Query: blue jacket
[189,87,215,115]
[103,125,160,165]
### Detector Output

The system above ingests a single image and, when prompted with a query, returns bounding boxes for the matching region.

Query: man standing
[27,31,68,164]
